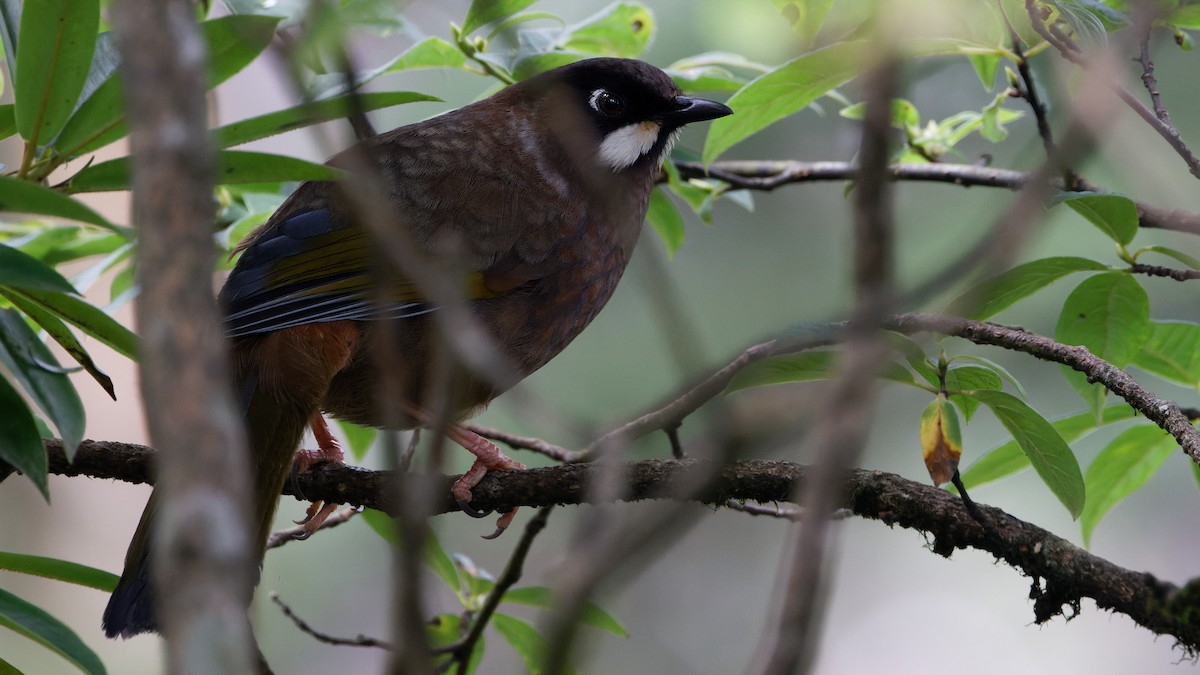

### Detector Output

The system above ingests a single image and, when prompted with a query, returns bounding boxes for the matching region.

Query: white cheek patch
[598,121,662,171]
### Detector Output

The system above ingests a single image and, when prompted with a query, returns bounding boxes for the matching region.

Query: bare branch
[271,593,393,650]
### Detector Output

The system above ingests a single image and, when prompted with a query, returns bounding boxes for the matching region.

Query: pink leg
[447,424,525,540]
[294,413,345,535]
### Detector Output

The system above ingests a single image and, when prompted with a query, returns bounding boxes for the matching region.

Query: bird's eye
[590,89,625,117]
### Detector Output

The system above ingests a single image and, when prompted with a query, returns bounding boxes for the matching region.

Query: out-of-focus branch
[111,0,257,671]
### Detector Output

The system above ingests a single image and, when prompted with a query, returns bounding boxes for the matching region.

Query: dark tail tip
[102,550,158,639]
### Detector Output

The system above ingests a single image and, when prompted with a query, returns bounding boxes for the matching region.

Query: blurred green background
[2,0,1199,673]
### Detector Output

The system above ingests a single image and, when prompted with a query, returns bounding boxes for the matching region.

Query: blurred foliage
[0,0,1199,672]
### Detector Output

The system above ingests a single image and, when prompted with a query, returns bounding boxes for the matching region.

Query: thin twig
[271,592,394,649]
[1025,0,1200,179]
[724,500,851,522]
[433,507,553,673]
[1129,263,1200,281]
[266,506,361,550]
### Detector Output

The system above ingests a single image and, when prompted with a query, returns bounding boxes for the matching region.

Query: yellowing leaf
[919,395,962,486]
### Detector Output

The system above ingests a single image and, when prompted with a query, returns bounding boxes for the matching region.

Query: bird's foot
[291,412,346,538]
[449,425,525,539]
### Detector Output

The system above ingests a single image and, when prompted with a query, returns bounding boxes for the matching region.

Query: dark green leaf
[703,42,863,164]
[4,288,137,360]
[1058,192,1138,246]
[646,187,685,256]
[561,1,654,58]
[971,390,1085,518]
[13,0,98,144]
[212,91,438,148]
[0,374,47,498]
[945,256,1108,320]
[0,588,106,675]
[54,14,282,157]
[0,552,117,592]
[0,176,116,231]
[1132,321,1200,388]
[0,244,77,294]
[512,52,584,81]
[461,0,538,36]
[0,308,85,457]
[503,587,629,637]
[1081,425,1175,546]
[0,291,115,398]
[69,150,342,193]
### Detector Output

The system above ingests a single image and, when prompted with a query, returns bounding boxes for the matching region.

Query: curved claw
[292,529,312,541]
[481,526,506,540]
[457,498,492,519]
[481,509,517,540]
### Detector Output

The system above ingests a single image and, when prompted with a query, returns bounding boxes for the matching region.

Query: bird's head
[518,58,732,175]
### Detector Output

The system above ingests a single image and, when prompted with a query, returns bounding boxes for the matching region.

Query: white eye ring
[589,89,625,116]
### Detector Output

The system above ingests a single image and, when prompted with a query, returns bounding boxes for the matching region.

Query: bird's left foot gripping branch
[103,57,731,639]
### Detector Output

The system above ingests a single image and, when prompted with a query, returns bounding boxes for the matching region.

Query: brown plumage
[103,57,731,638]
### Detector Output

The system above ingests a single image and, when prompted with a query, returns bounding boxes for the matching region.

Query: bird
[102,56,732,638]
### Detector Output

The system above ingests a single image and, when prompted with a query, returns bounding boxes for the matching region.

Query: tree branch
[47,442,1200,652]
[673,160,1200,236]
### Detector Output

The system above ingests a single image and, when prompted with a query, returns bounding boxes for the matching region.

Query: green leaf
[3,288,137,360]
[646,187,685,256]
[383,36,468,73]
[335,419,377,462]
[0,588,106,675]
[943,365,1002,422]
[772,0,833,45]
[461,0,538,36]
[0,374,47,497]
[13,0,99,144]
[0,176,117,231]
[561,1,655,58]
[1132,321,1200,388]
[492,612,565,675]
[0,244,77,294]
[212,91,438,148]
[1080,425,1175,546]
[0,654,23,675]
[945,256,1108,320]
[68,150,343,193]
[0,0,19,77]
[0,309,85,457]
[1135,245,1200,270]
[0,291,115,398]
[0,552,117,592]
[360,509,461,592]
[971,390,1085,518]
[967,52,1000,88]
[54,14,282,157]
[1058,192,1139,246]
[428,614,484,674]
[502,587,630,637]
[1056,272,1151,414]
[702,42,863,165]
[0,103,15,141]
[726,351,836,393]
